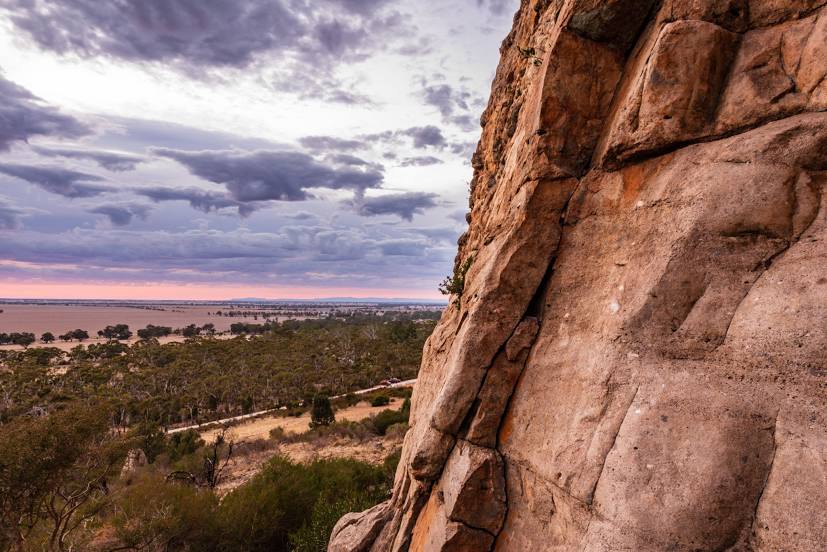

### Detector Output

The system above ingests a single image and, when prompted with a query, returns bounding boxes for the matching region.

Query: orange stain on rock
[409,491,440,552]
[498,410,515,445]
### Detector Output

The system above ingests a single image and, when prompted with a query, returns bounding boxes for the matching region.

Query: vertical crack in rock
[743,416,779,551]
[585,385,640,506]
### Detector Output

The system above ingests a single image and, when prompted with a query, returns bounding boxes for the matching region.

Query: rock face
[329,1,827,550]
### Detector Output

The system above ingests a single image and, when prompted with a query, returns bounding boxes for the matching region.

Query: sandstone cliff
[331,1,827,550]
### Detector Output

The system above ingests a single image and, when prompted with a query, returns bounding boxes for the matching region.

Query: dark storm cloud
[0,74,90,151]
[0,199,24,230]
[299,135,366,152]
[350,192,439,221]
[400,126,447,149]
[89,203,151,226]
[133,186,256,217]
[31,146,145,171]
[0,163,110,198]
[399,156,442,167]
[152,148,384,202]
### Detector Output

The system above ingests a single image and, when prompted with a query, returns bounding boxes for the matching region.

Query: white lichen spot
[609,300,620,314]
[635,200,644,208]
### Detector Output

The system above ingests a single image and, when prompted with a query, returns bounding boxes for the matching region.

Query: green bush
[166,429,204,461]
[290,492,380,552]
[216,456,388,552]
[310,396,335,428]
[372,409,408,436]
[112,473,219,550]
[370,394,390,407]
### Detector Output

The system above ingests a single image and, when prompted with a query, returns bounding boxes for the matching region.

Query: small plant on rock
[517,45,543,66]
[439,255,474,306]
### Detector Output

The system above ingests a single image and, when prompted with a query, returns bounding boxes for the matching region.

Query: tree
[137,325,172,340]
[181,324,200,338]
[371,394,390,407]
[70,329,89,342]
[309,396,334,429]
[166,431,233,489]
[98,324,131,340]
[41,332,55,344]
[11,332,35,349]
[0,404,127,551]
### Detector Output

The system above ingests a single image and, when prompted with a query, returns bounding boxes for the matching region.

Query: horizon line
[0,296,449,304]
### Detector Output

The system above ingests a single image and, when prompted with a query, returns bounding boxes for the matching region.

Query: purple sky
[0,0,517,300]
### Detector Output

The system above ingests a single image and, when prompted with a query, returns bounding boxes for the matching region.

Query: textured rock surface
[330,1,827,550]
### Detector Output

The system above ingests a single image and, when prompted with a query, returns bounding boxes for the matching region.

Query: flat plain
[0,303,229,335]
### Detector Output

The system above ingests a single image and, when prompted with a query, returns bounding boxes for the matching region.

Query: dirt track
[201,398,404,443]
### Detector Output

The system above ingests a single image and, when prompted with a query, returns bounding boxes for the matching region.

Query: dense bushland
[0,317,433,427]
[0,385,412,550]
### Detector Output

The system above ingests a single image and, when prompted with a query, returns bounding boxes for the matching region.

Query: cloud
[476,0,513,15]
[89,203,151,226]
[450,141,477,158]
[325,153,376,167]
[153,148,384,201]
[422,83,471,118]
[399,156,443,167]
[400,126,447,149]
[0,74,90,151]
[32,146,145,171]
[0,224,454,286]
[4,0,406,70]
[299,135,366,152]
[133,186,255,216]
[0,199,24,230]
[349,192,439,221]
[0,163,109,198]
[269,66,377,105]
[3,0,413,107]
[5,0,301,68]
[419,77,484,132]
[327,0,392,15]
[380,238,429,256]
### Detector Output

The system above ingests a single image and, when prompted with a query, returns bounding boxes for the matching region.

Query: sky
[0,0,517,301]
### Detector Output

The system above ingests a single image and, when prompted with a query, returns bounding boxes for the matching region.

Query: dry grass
[201,398,405,444]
